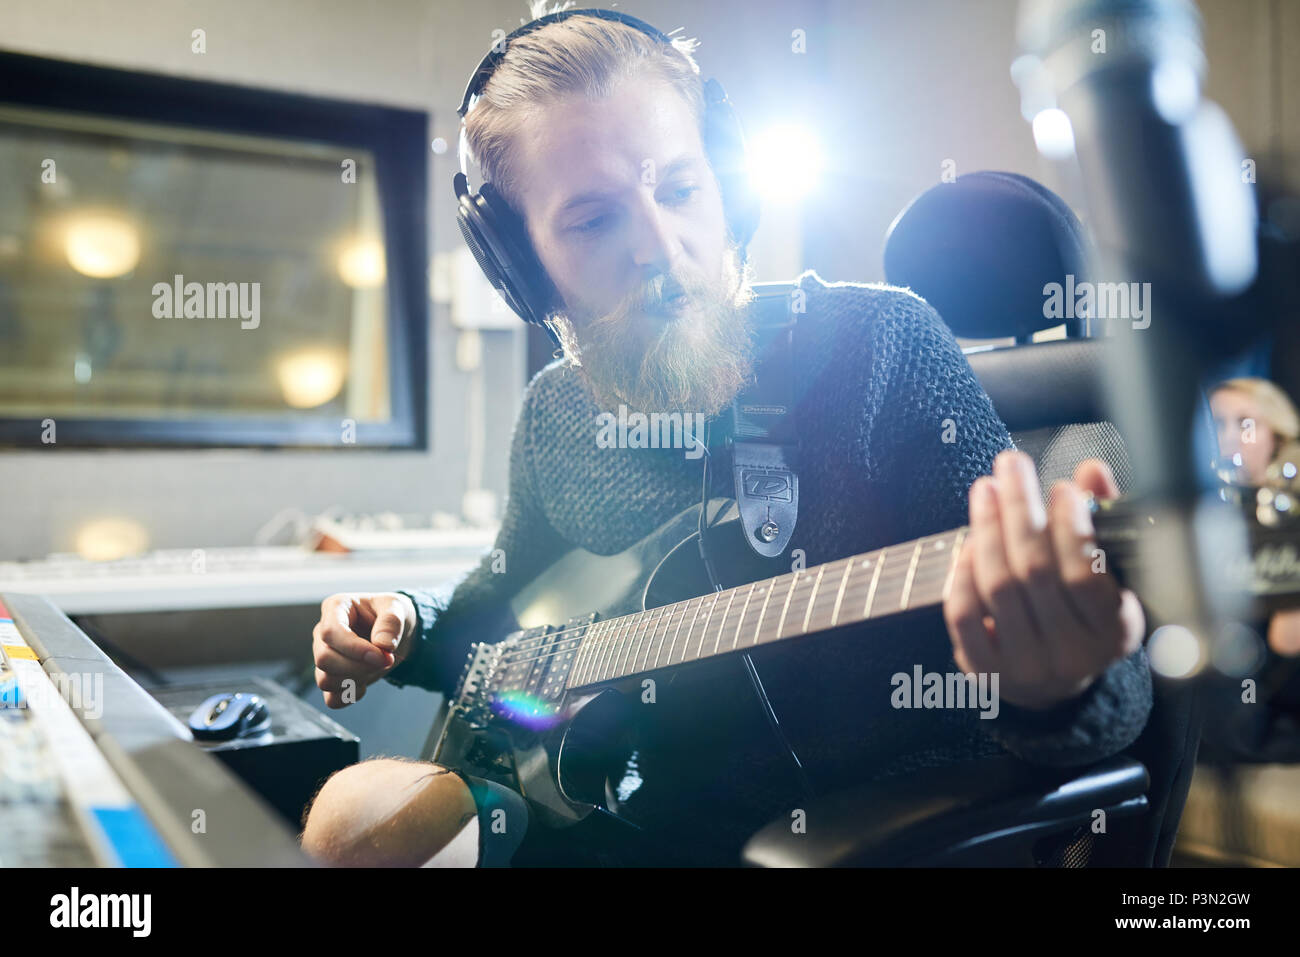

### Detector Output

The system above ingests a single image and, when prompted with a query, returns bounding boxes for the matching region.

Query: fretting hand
[942,450,1146,711]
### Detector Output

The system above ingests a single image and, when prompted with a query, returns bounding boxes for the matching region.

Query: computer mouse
[188,692,271,741]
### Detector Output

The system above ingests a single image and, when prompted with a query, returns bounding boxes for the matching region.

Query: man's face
[513,74,755,417]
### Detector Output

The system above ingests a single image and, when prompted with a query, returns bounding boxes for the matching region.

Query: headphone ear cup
[702,78,761,255]
[454,172,561,333]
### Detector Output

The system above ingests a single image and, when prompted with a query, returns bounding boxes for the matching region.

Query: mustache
[596,273,695,323]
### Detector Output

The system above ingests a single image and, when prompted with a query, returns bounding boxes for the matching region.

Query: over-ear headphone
[452,7,762,348]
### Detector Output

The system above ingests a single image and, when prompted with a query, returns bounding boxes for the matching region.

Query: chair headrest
[884,171,1092,340]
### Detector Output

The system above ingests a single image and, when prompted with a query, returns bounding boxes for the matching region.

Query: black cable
[693,420,816,804]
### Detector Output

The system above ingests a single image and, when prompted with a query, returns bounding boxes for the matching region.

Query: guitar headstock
[1090,484,1300,615]
[1216,483,1300,613]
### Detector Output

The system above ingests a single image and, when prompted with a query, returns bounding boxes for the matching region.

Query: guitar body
[426,481,1299,855]
[428,496,780,836]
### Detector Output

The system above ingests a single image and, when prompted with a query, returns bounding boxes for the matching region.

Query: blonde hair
[1212,376,1300,481]
[460,2,706,216]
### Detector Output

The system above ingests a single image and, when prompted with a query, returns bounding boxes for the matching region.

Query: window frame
[0,50,428,450]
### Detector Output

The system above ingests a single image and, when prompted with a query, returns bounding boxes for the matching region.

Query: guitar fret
[775,571,800,641]
[587,619,614,685]
[802,564,827,634]
[570,624,593,688]
[732,581,758,650]
[632,608,662,677]
[606,614,631,681]
[862,550,886,618]
[646,604,669,670]
[942,528,968,601]
[806,558,853,633]
[584,616,608,684]
[598,614,632,683]
[591,615,616,683]
[575,622,597,686]
[584,618,604,684]
[871,545,915,615]
[633,611,658,675]
[650,604,677,671]
[900,539,924,609]
[668,595,703,666]
[693,592,722,662]
[752,578,777,646]
[633,609,654,675]
[616,609,650,679]
[830,558,854,627]
[712,589,738,656]
[643,604,673,674]
[909,538,959,602]
[665,601,690,664]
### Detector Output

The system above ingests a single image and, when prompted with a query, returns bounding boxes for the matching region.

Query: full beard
[551,241,758,418]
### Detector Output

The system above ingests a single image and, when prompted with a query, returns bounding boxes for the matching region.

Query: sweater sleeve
[863,288,1153,766]
[386,371,571,693]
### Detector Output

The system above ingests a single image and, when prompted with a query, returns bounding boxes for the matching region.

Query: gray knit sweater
[389,269,1153,860]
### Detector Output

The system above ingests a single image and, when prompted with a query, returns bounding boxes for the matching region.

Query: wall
[1,0,1292,560]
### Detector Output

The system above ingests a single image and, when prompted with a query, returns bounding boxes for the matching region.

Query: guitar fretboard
[566,527,968,689]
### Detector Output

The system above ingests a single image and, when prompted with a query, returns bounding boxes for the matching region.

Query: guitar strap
[729,281,801,559]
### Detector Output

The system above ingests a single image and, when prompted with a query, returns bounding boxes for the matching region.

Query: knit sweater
[388,268,1153,862]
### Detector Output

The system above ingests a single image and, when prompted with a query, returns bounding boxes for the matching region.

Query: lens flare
[491,690,562,730]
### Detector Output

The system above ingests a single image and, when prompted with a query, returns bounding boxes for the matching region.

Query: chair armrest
[742,754,1149,867]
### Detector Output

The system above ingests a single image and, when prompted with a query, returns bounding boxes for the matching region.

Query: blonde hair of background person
[1209,376,1300,488]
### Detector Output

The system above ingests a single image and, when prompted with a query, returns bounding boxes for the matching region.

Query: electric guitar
[427,487,1299,834]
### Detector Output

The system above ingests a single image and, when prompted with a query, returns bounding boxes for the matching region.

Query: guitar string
[487,530,974,675]
[490,536,1145,676]
[484,530,1142,679]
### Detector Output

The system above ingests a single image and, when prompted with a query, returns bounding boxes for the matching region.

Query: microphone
[1016,0,1257,306]
[1015,0,1263,660]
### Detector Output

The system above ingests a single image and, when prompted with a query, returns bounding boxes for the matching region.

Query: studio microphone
[1015,0,1263,656]
[1016,0,1257,307]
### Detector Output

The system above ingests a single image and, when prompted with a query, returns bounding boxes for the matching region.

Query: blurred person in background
[1210,377,1300,657]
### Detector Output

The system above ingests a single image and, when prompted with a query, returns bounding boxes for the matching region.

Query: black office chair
[743,172,1203,867]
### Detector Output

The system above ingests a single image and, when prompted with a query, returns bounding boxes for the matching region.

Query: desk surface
[0,537,495,615]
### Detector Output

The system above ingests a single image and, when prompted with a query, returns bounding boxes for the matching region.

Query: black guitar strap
[730,281,801,559]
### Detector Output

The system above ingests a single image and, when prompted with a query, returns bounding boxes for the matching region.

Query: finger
[317,602,391,666]
[313,635,385,679]
[1047,479,1124,642]
[323,683,366,710]
[968,473,1041,670]
[944,538,1000,676]
[1073,457,1120,501]
[368,596,409,654]
[1269,608,1300,657]
[315,667,347,693]
[1117,589,1146,658]
[993,451,1086,674]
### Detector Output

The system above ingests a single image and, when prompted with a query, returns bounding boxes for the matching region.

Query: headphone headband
[457,8,677,120]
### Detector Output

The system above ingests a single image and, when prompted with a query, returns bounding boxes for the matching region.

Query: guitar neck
[567,526,969,690]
